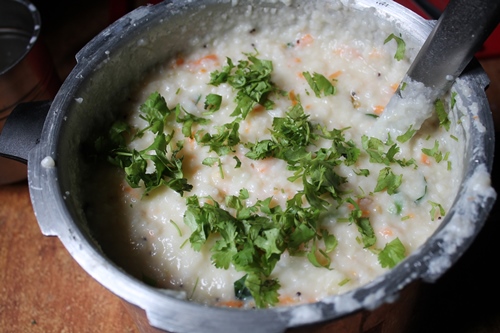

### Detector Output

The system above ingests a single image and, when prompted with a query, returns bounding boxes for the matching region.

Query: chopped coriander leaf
[307,240,332,269]
[415,177,428,202]
[428,201,445,221]
[170,220,183,236]
[175,104,210,138]
[233,156,242,168]
[196,120,241,156]
[384,33,406,61]
[390,199,403,215]
[451,91,458,109]
[234,274,252,300]
[303,71,336,98]
[338,278,350,286]
[245,102,315,161]
[244,273,280,308]
[318,126,360,166]
[209,53,278,119]
[378,237,406,268]
[203,93,222,114]
[100,92,193,196]
[362,135,393,165]
[421,140,443,163]
[355,169,370,177]
[374,167,402,195]
[202,157,224,178]
[356,217,377,248]
[345,198,376,248]
[435,99,450,131]
[137,91,172,136]
[396,125,416,143]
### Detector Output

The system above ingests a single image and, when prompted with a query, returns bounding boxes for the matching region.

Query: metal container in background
[0,0,60,185]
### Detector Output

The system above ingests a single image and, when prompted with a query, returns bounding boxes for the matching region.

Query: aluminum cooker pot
[0,0,496,332]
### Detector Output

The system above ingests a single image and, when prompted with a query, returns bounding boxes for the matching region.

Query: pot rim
[26,0,497,332]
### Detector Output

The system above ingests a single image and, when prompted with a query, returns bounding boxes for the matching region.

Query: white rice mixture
[86,1,465,308]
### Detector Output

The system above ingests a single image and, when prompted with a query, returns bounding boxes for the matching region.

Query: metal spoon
[370,0,500,140]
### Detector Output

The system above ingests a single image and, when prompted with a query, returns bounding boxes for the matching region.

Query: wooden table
[1,1,500,332]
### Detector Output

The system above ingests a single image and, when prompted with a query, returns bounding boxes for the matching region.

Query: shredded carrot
[289,90,298,105]
[379,228,393,237]
[312,250,330,267]
[278,296,296,305]
[356,198,372,217]
[175,57,185,66]
[192,54,219,65]
[421,153,431,165]
[373,105,385,115]
[329,70,342,79]
[123,185,140,200]
[217,300,244,308]
[298,33,314,46]
[294,57,302,63]
[390,83,399,92]
[252,104,266,113]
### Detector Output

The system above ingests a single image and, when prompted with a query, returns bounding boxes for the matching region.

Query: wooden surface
[1,1,500,332]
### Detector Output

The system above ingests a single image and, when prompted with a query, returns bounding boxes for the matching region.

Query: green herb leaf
[374,167,402,195]
[378,237,406,268]
[384,33,406,61]
[204,93,222,115]
[303,72,336,97]
[435,99,450,131]
[396,125,416,143]
[428,200,446,221]
[421,140,443,163]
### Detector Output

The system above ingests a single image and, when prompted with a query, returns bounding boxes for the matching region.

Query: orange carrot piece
[175,57,185,66]
[193,54,219,65]
[373,105,385,115]
[421,153,431,165]
[329,70,342,79]
[299,33,314,46]
[217,300,244,308]
[278,296,296,305]
[252,104,266,113]
[289,90,298,105]
[379,228,394,237]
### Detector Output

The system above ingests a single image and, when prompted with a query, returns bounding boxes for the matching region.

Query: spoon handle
[405,0,500,98]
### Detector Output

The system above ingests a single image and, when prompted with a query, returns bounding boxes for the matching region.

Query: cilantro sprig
[303,72,336,97]
[98,92,192,196]
[184,191,336,308]
[209,53,278,119]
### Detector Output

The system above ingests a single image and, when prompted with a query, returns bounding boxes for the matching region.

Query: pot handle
[0,100,51,164]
